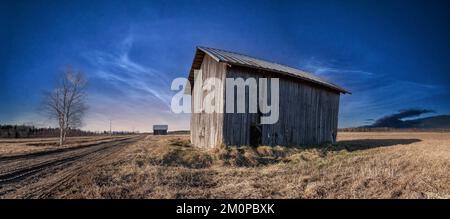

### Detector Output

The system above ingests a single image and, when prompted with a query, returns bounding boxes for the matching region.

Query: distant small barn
[188,47,349,148]
[153,125,168,135]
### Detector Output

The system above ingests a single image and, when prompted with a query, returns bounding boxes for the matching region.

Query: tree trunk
[59,127,64,146]
[63,128,67,144]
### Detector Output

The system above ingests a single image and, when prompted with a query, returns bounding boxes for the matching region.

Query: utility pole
[109,119,112,137]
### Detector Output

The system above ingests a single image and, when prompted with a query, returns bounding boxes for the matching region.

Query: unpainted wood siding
[222,66,340,146]
[190,55,227,148]
[153,130,167,135]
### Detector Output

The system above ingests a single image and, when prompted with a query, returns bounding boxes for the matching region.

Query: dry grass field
[0,135,132,157]
[44,132,449,199]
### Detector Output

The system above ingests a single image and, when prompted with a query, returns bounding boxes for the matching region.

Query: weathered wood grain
[191,58,341,148]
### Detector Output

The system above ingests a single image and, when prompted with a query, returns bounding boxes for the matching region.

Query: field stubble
[46,132,450,199]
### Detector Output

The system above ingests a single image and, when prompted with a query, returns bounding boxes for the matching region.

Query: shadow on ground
[335,138,421,151]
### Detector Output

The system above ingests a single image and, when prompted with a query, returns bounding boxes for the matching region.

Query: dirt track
[0,136,143,198]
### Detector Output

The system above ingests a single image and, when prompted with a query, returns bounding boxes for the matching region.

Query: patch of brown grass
[135,137,213,169]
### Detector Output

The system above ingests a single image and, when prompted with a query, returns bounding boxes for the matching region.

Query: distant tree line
[0,124,138,138]
[338,127,450,132]
[0,125,96,138]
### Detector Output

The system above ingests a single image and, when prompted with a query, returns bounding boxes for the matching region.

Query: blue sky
[1,0,450,131]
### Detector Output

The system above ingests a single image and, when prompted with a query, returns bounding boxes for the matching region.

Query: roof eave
[225,62,351,94]
[197,47,221,62]
[192,47,351,94]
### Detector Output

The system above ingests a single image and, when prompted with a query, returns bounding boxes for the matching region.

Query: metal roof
[188,46,350,94]
[153,125,168,130]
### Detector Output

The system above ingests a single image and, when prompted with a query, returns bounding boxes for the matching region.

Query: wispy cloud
[80,31,189,131]
[312,66,374,77]
[85,32,172,106]
[300,58,447,127]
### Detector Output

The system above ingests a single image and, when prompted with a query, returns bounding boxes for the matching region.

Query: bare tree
[43,68,87,146]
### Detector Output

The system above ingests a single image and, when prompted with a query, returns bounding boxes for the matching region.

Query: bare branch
[41,68,88,146]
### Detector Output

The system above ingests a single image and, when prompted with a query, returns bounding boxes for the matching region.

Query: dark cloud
[369,109,435,128]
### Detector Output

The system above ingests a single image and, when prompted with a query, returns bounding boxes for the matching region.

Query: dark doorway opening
[250,125,262,146]
[250,100,263,146]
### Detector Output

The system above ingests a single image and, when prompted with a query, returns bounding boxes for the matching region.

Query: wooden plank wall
[222,66,340,146]
[190,55,227,148]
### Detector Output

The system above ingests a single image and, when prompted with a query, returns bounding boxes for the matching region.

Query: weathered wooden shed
[188,47,349,148]
[153,125,168,135]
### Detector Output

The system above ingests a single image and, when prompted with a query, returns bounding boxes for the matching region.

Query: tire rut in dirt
[0,136,141,196]
[20,140,130,199]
